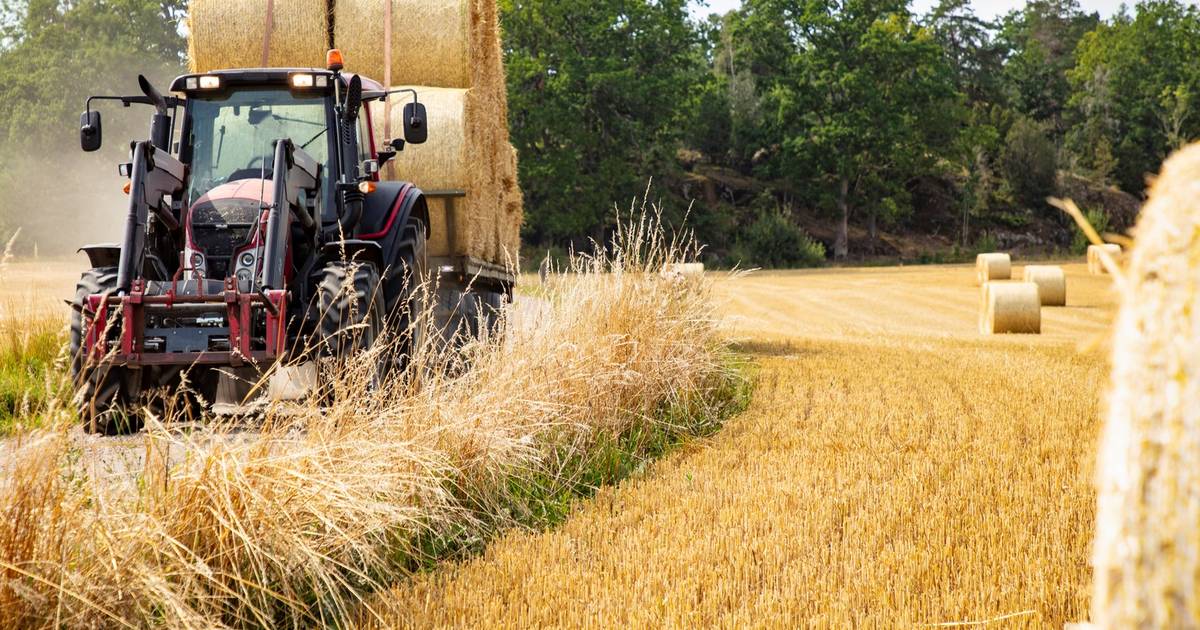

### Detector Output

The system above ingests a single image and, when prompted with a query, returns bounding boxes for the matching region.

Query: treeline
[0,0,1192,264]
[504,0,1193,265]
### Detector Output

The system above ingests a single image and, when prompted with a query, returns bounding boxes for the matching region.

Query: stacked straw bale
[975,253,1011,285]
[978,282,1041,334]
[1087,243,1122,275]
[187,0,331,72]
[369,89,521,262]
[1091,143,1200,627]
[340,0,520,264]
[1021,265,1066,306]
[333,0,503,91]
[187,0,524,265]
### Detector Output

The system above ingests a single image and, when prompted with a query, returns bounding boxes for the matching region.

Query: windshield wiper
[301,127,326,150]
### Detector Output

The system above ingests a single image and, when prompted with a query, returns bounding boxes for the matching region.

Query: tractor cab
[171,68,376,287]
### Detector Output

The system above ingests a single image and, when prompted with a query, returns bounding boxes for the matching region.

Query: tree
[998,0,1100,134]
[0,0,186,252]
[1067,0,1200,194]
[499,0,703,249]
[1000,116,1057,209]
[739,0,960,258]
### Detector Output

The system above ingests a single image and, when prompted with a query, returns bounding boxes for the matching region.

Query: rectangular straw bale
[187,0,330,72]
[333,0,503,92]
[370,87,505,262]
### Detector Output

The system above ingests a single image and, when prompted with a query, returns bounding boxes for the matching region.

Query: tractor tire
[314,261,387,393]
[390,218,429,369]
[69,267,144,435]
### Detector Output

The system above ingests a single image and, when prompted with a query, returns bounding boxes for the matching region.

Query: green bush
[1000,117,1058,210]
[729,209,826,268]
[1071,207,1110,254]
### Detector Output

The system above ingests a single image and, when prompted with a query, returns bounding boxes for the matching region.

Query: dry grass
[0,211,732,627]
[363,262,1116,627]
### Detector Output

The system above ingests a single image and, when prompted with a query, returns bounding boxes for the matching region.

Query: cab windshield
[186,88,330,205]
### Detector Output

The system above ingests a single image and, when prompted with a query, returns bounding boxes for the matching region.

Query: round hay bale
[975,253,1011,285]
[187,0,330,72]
[497,142,524,264]
[670,263,705,276]
[1091,143,1200,627]
[333,0,503,91]
[370,87,514,262]
[1021,265,1067,306]
[1088,243,1122,275]
[978,282,1041,334]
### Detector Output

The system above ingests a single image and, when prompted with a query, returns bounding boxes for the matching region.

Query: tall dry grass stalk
[0,209,730,627]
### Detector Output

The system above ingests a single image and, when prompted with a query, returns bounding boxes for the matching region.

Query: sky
[689,0,1137,20]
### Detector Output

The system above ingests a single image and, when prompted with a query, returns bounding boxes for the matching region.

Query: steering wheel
[226,156,274,183]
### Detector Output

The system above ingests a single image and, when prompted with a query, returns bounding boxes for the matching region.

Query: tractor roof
[170,68,387,99]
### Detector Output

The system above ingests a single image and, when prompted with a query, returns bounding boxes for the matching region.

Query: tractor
[70,50,510,433]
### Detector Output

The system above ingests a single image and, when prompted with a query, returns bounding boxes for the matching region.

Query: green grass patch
[0,317,67,434]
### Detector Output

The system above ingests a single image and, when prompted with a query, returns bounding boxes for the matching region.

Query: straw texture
[975,253,1011,285]
[187,0,331,72]
[1087,244,1122,275]
[333,0,501,89]
[978,282,1040,334]
[370,88,518,262]
[1092,143,1200,628]
[1021,265,1067,307]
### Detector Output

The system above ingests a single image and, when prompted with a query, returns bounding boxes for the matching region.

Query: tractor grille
[190,198,260,280]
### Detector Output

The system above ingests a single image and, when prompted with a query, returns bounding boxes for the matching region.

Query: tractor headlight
[198,75,221,89]
[239,252,255,267]
[290,73,314,88]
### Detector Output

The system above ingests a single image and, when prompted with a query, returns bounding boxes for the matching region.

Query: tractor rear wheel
[314,261,387,395]
[70,267,143,435]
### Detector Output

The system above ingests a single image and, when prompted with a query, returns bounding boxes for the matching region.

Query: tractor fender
[358,182,430,242]
[78,243,121,269]
[321,239,385,270]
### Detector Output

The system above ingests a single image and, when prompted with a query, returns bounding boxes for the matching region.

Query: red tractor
[71,51,511,433]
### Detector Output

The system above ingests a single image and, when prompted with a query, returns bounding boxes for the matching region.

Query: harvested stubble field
[0,258,1112,626]
[366,262,1113,628]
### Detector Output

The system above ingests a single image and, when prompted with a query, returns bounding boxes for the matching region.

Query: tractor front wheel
[69,267,144,435]
[313,261,387,396]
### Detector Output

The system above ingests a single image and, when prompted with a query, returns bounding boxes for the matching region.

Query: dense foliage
[0,0,1192,264]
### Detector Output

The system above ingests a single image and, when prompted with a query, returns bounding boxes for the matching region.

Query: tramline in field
[70,50,514,433]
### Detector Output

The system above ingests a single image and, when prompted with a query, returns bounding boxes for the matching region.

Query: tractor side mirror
[80,110,102,152]
[403,102,427,145]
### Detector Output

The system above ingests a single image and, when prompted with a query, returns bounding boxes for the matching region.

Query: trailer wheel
[69,267,143,435]
[314,261,387,395]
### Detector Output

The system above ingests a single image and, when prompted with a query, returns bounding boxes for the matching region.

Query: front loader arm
[261,139,320,290]
[115,141,185,293]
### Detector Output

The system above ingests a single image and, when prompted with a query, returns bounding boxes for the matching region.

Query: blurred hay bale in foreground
[1092,142,1200,628]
